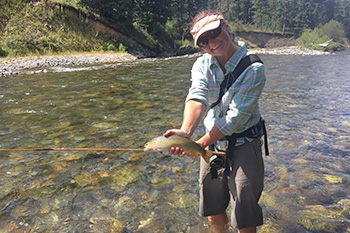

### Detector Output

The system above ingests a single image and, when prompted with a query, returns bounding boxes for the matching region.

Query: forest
[0,0,349,56]
[78,0,350,39]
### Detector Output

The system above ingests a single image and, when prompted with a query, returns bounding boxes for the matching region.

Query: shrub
[296,29,329,49]
[318,20,346,43]
[325,41,346,52]
[105,42,116,51]
[118,43,127,52]
[0,47,8,57]
[297,20,347,51]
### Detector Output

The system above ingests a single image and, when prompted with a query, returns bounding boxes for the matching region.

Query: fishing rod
[0,147,225,156]
[0,148,145,152]
[0,147,226,168]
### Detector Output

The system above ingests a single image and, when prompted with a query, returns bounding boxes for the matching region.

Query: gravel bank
[0,47,330,77]
[251,46,331,55]
[0,52,137,77]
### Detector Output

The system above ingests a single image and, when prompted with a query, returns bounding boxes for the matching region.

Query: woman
[165,10,266,233]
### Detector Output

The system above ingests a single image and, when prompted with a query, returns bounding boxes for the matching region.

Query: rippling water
[1,51,350,232]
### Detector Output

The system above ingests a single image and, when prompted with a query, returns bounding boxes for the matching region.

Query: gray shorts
[198,137,264,229]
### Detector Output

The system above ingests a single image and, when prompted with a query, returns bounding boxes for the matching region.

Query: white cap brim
[191,14,224,47]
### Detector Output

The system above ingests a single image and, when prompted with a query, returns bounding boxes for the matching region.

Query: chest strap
[210,54,263,109]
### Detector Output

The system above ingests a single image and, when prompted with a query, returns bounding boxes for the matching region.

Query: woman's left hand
[163,129,190,156]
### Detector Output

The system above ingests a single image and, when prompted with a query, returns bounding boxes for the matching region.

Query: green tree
[220,0,235,21]
[133,0,173,30]
[234,0,254,24]
[169,0,207,40]
[334,0,350,38]
[251,0,269,29]
[315,0,335,25]
[207,0,221,9]
[268,0,290,33]
[78,0,135,33]
[290,0,314,30]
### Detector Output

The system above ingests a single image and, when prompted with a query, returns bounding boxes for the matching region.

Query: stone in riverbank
[0,53,137,77]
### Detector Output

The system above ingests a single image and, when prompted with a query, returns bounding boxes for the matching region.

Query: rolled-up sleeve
[185,58,209,107]
[216,63,266,135]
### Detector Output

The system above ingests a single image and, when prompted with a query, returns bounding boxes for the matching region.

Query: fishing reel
[209,155,225,169]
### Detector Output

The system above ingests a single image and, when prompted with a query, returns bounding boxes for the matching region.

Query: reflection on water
[1,51,350,232]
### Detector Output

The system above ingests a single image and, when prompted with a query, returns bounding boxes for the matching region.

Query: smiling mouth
[211,41,222,51]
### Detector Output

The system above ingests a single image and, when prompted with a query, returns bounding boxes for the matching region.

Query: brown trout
[144,134,212,163]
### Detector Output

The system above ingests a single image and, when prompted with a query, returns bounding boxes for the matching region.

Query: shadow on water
[1,51,350,232]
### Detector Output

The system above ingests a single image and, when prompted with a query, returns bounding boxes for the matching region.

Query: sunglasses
[197,20,224,48]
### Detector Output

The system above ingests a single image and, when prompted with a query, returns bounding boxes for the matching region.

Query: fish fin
[203,150,225,164]
[213,151,226,156]
[202,150,213,164]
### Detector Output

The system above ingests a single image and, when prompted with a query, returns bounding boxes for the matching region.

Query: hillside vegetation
[0,1,144,56]
[0,0,349,57]
[297,20,347,51]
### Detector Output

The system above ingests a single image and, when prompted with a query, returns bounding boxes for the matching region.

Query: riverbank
[0,52,138,77]
[250,46,332,55]
[0,46,331,77]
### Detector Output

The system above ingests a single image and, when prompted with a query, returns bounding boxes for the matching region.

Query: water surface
[1,51,350,232]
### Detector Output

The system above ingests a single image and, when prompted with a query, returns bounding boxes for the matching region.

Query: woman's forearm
[197,125,226,148]
[180,99,206,137]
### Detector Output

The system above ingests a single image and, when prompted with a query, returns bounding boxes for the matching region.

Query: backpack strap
[210,54,263,109]
[208,54,265,179]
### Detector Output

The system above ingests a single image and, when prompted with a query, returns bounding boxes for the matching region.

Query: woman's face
[201,22,232,57]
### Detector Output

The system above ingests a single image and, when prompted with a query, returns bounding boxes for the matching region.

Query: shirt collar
[206,41,248,75]
[223,41,248,75]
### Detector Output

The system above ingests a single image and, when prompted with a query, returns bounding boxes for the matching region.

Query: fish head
[144,140,155,151]
[144,137,164,152]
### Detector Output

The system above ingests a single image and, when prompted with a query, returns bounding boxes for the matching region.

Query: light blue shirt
[186,41,266,149]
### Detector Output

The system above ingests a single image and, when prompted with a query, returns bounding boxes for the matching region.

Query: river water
[0,50,349,232]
